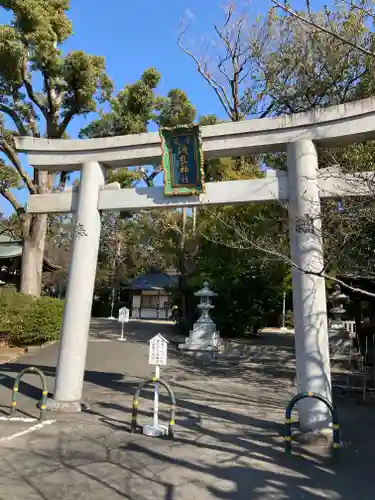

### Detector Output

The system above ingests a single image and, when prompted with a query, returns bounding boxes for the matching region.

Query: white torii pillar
[48,162,105,412]
[288,140,331,430]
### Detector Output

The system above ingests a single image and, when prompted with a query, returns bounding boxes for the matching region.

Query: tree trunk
[20,213,48,296]
[192,206,197,234]
[20,170,51,296]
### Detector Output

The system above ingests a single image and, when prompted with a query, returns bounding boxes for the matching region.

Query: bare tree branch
[21,56,47,117]
[213,11,248,121]
[178,27,234,119]
[139,166,162,187]
[340,0,375,20]
[43,72,56,118]
[206,215,375,299]
[259,101,275,118]
[0,104,29,136]
[58,108,76,137]
[0,138,37,194]
[11,88,39,137]
[270,0,375,56]
[0,188,23,214]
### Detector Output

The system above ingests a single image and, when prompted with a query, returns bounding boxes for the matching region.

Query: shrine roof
[129,271,178,291]
[0,234,60,271]
[0,235,22,259]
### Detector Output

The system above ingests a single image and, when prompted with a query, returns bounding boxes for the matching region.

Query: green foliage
[61,51,113,115]
[96,209,181,291]
[0,159,21,189]
[263,6,372,113]
[80,69,199,297]
[0,290,63,345]
[107,168,140,189]
[80,68,197,142]
[257,5,375,285]
[196,238,285,336]
[80,68,161,139]
[80,68,197,190]
[198,114,219,126]
[154,88,196,127]
[0,0,114,295]
[193,203,289,336]
[283,270,292,294]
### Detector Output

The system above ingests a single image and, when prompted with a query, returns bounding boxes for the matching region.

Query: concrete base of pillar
[293,426,333,446]
[46,398,84,413]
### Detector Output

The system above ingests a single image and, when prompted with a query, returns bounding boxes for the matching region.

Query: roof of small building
[0,234,23,259]
[0,234,60,271]
[129,270,179,291]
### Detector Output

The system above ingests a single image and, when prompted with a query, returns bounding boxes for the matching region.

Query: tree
[260,1,375,296]
[177,4,284,327]
[0,0,112,296]
[269,0,375,57]
[43,215,73,297]
[195,202,288,335]
[178,2,274,121]
[155,88,196,128]
[201,3,375,299]
[263,2,374,112]
[178,1,375,309]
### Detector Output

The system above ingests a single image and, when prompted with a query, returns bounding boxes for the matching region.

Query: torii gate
[16,97,375,431]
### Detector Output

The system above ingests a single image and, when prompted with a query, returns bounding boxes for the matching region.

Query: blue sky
[1,0,239,215]
[62,0,236,137]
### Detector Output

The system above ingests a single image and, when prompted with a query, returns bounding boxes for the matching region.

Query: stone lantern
[328,283,351,359]
[329,283,349,331]
[195,281,216,323]
[179,281,221,352]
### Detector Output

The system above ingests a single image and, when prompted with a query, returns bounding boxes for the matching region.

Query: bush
[194,248,285,337]
[0,290,64,346]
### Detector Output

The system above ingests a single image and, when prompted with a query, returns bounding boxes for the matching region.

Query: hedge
[0,290,64,346]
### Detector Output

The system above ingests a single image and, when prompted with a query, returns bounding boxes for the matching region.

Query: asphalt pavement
[0,319,373,500]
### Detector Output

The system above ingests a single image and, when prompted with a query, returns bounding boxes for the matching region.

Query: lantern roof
[194,281,218,297]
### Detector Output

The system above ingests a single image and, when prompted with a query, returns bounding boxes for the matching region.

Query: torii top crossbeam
[15,97,375,170]
[15,97,375,214]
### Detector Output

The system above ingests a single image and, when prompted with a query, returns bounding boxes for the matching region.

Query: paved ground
[0,319,374,499]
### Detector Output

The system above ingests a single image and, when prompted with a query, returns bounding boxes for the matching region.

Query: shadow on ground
[0,323,374,499]
[0,358,374,499]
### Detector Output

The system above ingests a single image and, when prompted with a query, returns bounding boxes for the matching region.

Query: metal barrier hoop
[10,367,48,421]
[130,377,176,438]
[284,391,340,456]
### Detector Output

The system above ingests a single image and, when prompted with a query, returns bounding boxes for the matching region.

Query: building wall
[131,291,171,319]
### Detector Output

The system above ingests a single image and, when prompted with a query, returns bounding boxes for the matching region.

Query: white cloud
[183,8,195,20]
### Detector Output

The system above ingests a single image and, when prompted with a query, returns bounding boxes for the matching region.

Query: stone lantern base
[178,317,221,352]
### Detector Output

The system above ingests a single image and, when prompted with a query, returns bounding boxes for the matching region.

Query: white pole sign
[149,333,168,366]
[117,306,129,342]
[144,334,169,437]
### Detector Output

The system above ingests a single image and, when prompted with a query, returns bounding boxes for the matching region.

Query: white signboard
[118,307,129,324]
[149,334,169,366]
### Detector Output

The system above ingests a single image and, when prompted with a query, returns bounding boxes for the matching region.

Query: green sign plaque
[160,124,205,196]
